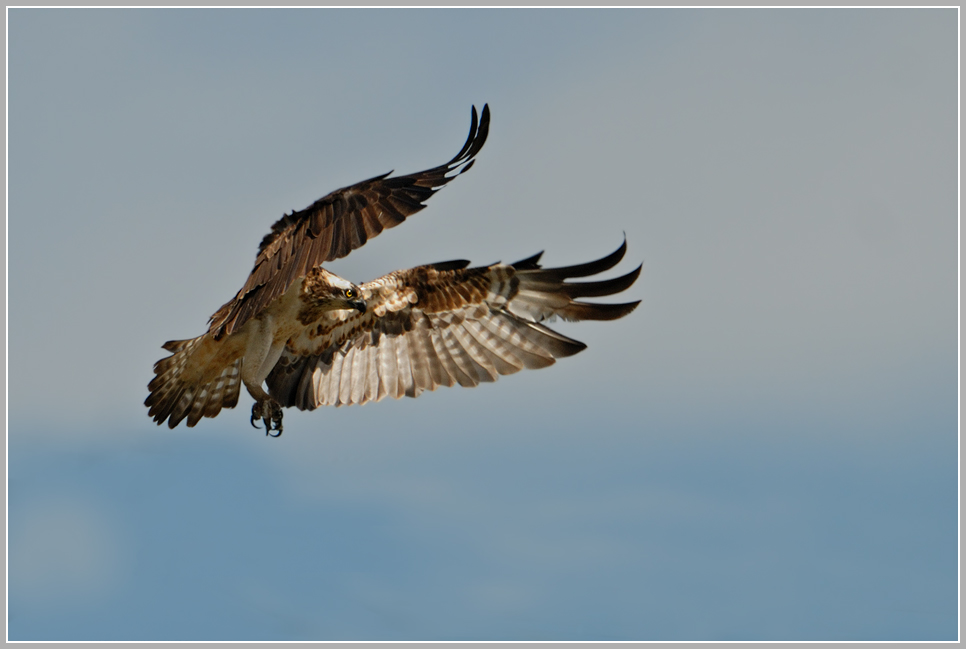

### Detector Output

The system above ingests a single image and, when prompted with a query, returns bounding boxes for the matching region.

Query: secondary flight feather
[146,105,641,435]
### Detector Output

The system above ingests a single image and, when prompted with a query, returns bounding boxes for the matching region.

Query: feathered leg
[240,317,287,437]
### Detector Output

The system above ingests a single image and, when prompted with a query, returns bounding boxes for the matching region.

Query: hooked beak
[348,298,367,314]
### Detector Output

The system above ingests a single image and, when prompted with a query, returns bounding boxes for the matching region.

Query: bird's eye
[344,289,355,299]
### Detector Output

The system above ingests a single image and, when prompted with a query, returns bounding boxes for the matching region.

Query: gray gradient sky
[7,8,958,641]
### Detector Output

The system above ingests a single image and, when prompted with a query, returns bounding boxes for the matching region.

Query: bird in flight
[146,105,641,436]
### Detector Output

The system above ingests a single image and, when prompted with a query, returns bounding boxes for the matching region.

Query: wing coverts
[208,106,490,340]
[267,240,641,409]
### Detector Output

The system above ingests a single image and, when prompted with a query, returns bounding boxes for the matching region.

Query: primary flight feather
[146,105,641,435]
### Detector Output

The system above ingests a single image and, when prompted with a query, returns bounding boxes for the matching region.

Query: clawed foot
[251,398,284,437]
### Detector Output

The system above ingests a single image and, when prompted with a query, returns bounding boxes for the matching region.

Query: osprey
[146,105,641,436]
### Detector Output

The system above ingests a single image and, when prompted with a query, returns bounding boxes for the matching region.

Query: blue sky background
[7,8,958,641]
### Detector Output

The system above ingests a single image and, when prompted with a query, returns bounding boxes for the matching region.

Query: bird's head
[298,268,367,324]
[338,285,368,314]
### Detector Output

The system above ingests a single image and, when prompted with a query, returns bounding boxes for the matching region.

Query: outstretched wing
[209,104,491,340]
[265,240,641,410]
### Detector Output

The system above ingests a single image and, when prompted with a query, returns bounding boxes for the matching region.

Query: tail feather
[145,334,243,428]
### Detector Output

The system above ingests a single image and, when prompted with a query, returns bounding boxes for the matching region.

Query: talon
[271,403,284,436]
[252,399,284,437]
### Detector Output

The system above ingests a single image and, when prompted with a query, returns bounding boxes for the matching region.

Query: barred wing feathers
[266,241,641,410]
[209,104,490,340]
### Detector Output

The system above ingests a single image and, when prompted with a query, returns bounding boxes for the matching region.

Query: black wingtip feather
[456,158,475,176]
[561,300,641,321]
[427,259,472,271]
[452,105,479,161]
[562,263,642,299]
[512,251,544,269]
[450,104,489,166]
[544,237,628,279]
